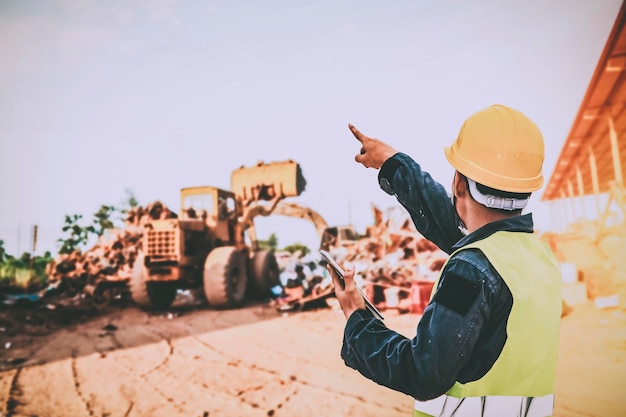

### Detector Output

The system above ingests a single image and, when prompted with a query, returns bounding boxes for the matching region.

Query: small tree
[91,204,117,237]
[258,233,279,252]
[267,233,278,251]
[118,188,140,223]
[123,188,139,210]
[57,201,125,254]
[58,214,91,254]
[283,243,310,257]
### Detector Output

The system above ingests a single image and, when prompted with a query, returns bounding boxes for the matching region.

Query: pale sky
[0,0,622,255]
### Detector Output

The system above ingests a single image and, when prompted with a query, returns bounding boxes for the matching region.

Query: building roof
[542,2,626,201]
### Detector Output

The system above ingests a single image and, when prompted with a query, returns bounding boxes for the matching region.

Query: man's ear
[454,172,469,198]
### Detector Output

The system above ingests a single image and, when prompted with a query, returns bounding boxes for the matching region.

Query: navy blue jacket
[341,153,536,401]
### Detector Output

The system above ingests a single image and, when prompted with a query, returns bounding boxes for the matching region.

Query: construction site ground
[1,291,626,417]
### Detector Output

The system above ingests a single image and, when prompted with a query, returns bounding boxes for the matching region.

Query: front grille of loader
[146,229,177,259]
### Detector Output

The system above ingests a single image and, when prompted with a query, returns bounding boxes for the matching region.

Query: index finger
[348,123,368,144]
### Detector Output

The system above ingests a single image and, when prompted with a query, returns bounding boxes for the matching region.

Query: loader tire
[250,250,280,298]
[203,246,247,308]
[130,253,177,310]
[91,284,112,308]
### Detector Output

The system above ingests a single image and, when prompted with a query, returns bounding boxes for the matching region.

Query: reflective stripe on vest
[413,393,554,417]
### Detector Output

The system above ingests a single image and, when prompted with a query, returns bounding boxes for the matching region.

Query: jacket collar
[452,213,535,251]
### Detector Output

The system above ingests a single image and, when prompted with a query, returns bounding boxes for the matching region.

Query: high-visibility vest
[414,231,562,417]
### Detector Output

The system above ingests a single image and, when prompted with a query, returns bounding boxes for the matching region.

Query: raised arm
[348,124,462,253]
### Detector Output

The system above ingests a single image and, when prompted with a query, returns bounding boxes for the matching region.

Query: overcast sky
[0,0,622,255]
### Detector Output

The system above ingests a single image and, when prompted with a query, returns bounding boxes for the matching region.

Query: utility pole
[32,225,38,254]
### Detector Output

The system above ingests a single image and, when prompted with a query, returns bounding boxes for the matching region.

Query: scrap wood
[274,284,336,312]
[280,204,447,315]
[46,201,176,302]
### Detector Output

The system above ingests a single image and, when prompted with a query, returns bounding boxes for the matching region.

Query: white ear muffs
[466,178,529,211]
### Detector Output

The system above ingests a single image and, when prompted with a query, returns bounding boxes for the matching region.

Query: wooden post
[608,116,623,186]
[588,146,601,219]
[576,165,586,219]
[32,225,38,254]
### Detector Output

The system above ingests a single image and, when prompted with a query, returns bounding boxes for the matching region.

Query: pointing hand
[348,123,397,169]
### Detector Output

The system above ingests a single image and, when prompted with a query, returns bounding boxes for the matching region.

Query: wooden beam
[560,189,569,228]
[576,165,586,218]
[608,116,624,186]
[588,146,602,217]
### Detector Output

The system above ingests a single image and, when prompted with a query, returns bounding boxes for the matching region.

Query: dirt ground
[1,294,626,417]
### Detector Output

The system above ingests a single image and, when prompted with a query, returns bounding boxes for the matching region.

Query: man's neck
[464,206,518,234]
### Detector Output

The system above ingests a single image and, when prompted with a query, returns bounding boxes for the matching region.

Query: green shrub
[0,240,53,290]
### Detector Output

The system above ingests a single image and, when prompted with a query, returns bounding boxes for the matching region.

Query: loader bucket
[231,160,306,201]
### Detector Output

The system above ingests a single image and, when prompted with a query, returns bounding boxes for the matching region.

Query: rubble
[333,205,447,315]
[272,205,448,315]
[45,200,177,306]
[6,199,447,320]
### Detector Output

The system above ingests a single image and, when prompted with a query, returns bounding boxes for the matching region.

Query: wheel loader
[130,160,306,310]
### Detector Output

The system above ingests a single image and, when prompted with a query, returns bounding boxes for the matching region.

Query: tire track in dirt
[71,353,96,416]
[111,340,186,415]
[193,336,285,379]
[122,401,134,417]
[264,377,299,416]
[264,386,299,417]
[233,376,299,414]
[193,334,403,413]
[193,336,299,415]
[140,338,174,377]
[5,367,22,417]
[193,336,387,415]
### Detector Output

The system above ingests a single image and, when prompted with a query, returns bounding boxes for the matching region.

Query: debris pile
[345,206,447,313]
[46,201,177,305]
[273,205,448,315]
[5,199,447,318]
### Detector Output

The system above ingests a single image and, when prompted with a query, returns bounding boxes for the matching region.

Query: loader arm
[271,202,329,238]
[239,192,285,233]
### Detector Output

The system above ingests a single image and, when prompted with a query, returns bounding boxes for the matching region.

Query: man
[328,104,562,416]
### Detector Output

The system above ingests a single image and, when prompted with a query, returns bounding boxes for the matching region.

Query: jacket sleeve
[378,153,463,254]
[340,253,499,401]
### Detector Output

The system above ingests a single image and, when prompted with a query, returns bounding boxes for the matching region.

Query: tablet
[319,250,384,321]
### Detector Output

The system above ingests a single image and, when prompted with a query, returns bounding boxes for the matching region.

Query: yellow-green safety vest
[414,231,562,417]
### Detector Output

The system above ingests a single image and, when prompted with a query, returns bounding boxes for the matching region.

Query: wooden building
[542,1,626,237]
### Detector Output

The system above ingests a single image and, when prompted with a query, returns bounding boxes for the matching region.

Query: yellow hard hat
[444,104,545,193]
